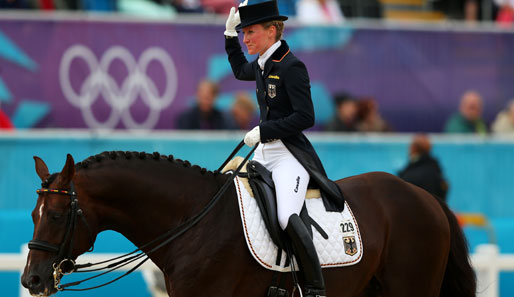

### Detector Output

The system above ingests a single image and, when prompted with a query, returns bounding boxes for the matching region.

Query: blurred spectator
[170,0,204,13]
[491,99,514,134]
[227,92,257,130]
[34,0,79,10]
[325,93,357,132]
[0,105,14,130]
[202,0,235,14]
[176,79,230,130]
[432,0,483,21]
[444,90,487,134]
[296,0,344,24]
[338,0,382,19]
[62,0,79,9]
[494,0,514,25]
[0,0,33,8]
[463,0,480,21]
[398,134,449,201]
[39,0,54,9]
[355,98,391,132]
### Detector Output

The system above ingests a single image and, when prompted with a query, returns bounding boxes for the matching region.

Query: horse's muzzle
[21,271,57,297]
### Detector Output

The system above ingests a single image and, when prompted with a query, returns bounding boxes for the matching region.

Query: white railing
[1,244,512,297]
[0,245,161,297]
[472,244,514,297]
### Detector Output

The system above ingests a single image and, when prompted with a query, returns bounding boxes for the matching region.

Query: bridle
[28,182,96,290]
[27,141,256,292]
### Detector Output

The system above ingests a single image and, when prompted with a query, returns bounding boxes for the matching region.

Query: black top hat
[236,0,288,30]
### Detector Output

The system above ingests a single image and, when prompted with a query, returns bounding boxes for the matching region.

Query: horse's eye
[48,211,64,222]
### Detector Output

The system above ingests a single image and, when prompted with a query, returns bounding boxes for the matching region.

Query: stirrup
[267,286,288,297]
[304,287,326,297]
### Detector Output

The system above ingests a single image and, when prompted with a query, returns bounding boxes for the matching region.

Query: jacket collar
[258,40,281,70]
[270,40,290,62]
[263,40,290,78]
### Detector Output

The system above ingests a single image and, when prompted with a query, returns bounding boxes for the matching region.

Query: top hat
[236,0,288,31]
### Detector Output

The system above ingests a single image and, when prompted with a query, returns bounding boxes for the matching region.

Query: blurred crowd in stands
[324,88,514,135]
[1,75,514,135]
[163,78,514,136]
[1,0,514,133]
[1,0,514,26]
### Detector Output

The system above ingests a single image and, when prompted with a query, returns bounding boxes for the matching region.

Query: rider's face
[242,24,275,56]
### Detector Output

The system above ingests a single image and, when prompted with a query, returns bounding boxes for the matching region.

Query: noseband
[28,182,95,289]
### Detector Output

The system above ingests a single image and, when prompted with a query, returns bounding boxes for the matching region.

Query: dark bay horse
[22,151,476,297]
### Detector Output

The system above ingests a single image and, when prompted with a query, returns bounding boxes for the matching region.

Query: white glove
[244,126,260,147]
[224,7,239,37]
[224,0,248,37]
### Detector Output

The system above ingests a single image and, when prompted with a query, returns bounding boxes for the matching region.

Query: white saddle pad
[233,176,363,272]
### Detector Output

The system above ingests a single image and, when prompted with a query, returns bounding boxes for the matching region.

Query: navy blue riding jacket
[225,37,344,211]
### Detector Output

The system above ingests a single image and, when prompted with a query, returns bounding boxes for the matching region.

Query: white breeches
[252,140,310,230]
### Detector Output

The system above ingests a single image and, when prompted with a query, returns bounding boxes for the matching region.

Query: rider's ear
[57,154,75,187]
[34,156,50,182]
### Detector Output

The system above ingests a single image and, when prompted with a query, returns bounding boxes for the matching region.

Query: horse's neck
[77,163,226,267]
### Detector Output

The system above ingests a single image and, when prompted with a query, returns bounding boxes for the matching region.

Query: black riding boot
[286,214,326,297]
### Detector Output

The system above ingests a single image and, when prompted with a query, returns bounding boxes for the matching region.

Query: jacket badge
[268,84,277,98]
[268,75,280,80]
[343,236,358,256]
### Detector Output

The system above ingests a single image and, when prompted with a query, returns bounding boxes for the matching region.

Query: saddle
[243,160,329,251]
[224,157,363,272]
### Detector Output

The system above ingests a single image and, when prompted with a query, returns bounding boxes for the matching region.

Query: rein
[30,140,255,291]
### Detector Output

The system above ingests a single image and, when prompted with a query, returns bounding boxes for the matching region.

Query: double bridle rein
[27,141,256,292]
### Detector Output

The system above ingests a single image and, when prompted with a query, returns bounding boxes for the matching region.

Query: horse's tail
[437,197,477,297]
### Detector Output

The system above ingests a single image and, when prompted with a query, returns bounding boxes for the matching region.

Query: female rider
[224,1,344,296]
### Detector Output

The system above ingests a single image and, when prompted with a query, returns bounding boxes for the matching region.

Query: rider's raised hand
[224,0,248,37]
[224,6,240,37]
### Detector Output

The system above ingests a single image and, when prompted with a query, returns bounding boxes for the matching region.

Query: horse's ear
[57,154,75,187]
[34,156,50,182]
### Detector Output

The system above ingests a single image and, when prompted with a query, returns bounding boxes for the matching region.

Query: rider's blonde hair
[262,20,284,42]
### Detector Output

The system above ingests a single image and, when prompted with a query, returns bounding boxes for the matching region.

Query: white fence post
[20,244,31,297]
[472,244,500,297]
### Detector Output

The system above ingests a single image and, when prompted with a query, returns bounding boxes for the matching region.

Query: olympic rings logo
[59,45,178,129]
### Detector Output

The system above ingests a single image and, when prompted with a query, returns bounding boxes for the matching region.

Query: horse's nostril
[29,274,41,288]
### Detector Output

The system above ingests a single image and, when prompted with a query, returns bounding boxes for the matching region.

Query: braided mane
[76,151,217,176]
